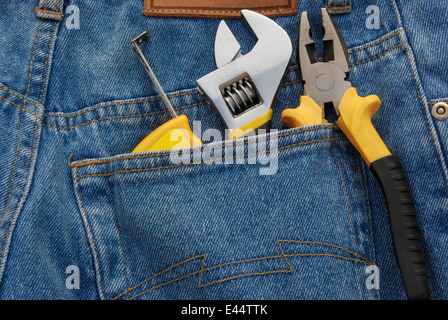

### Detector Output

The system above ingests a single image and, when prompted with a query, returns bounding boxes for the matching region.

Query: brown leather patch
[143,0,297,18]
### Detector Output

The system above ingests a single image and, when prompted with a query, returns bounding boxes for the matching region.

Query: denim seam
[142,8,297,15]
[71,138,345,179]
[388,5,448,191]
[40,76,302,130]
[69,137,346,179]
[325,5,351,11]
[403,43,448,189]
[348,29,404,54]
[1,73,298,128]
[35,0,64,21]
[333,147,364,299]
[42,101,205,130]
[15,17,57,242]
[7,11,57,279]
[38,21,58,105]
[0,96,43,120]
[0,10,58,284]
[360,161,380,300]
[1,17,43,218]
[73,166,106,300]
[0,16,44,276]
[44,90,201,118]
[428,99,448,104]
[112,240,374,300]
[349,42,408,67]
[34,8,64,17]
[0,83,42,108]
[325,1,352,14]
[69,125,339,168]
[106,175,132,298]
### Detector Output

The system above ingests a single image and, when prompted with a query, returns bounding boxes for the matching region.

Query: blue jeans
[0,0,447,300]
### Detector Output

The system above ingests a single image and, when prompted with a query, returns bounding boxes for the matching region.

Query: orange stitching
[349,29,404,54]
[281,79,302,86]
[0,96,43,120]
[10,70,298,126]
[0,83,40,107]
[112,254,206,300]
[3,18,58,268]
[44,90,200,118]
[143,8,297,14]
[1,18,43,259]
[74,167,106,298]
[73,136,345,179]
[279,240,372,263]
[20,18,57,203]
[428,101,448,104]
[34,7,64,16]
[38,21,57,105]
[42,102,205,130]
[325,6,352,11]
[69,125,339,168]
[350,42,408,67]
[112,239,374,300]
[18,20,57,215]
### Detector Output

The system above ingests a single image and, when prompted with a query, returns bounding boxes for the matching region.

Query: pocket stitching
[73,136,345,179]
[112,240,375,300]
[69,125,340,169]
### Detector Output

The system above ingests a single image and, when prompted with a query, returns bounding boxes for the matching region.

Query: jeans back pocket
[70,124,378,300]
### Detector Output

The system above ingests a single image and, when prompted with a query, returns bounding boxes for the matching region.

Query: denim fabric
[0,0,447,300]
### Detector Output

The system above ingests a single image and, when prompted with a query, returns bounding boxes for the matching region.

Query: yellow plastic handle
[228,109,273,140]
[131,115,202,153]
[336,87,391,166]
[281,95,327,128]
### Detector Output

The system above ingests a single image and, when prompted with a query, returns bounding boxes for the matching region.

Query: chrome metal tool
[196,10,292,139]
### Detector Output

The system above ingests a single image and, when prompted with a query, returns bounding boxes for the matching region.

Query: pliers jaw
[297,8,351,116]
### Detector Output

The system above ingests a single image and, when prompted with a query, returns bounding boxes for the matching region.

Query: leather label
[143,0,297,18]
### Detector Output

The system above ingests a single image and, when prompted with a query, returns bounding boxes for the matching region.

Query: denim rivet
[431,102,448,120]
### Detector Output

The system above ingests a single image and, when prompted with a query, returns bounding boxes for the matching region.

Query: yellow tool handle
[336,87,391,166]
[281,87,391,167]
[281,95,327,127]
[228,109,273,140]
[131,115,202,153]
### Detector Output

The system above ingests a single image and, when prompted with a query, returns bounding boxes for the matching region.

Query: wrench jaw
[197,10,292,139]
[297,8,351,117]
[215,21,242,68]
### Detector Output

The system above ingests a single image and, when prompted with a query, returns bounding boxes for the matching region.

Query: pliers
[281,8,431,300]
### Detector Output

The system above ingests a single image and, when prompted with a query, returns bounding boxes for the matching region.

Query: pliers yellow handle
[284,8,431,300]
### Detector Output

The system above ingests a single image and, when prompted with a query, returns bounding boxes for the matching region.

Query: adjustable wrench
[197,10,292,139]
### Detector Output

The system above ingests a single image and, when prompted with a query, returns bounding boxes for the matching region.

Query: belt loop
[325,0,352,14]
[35,0,65,21]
